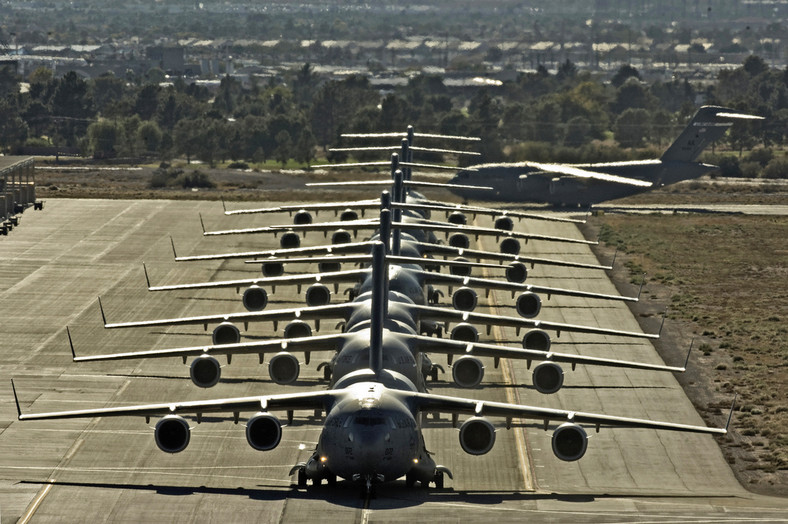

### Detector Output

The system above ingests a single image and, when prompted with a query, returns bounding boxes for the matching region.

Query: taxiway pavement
[1,199,786,523]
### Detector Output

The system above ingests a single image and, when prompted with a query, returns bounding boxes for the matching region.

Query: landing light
[320,456,328,463]
[413,458,419,464]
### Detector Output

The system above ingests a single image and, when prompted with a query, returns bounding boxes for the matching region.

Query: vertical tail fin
[660,106,763,163]
[369,241,387,374]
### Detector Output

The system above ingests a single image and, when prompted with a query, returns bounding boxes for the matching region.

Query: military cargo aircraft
[448,106,763,206]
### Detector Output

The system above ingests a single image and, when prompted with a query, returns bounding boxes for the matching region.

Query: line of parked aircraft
[13,126,734,497]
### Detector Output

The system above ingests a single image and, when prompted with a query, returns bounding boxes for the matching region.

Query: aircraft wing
[395,220,596,245]
[401,389,725,435]
[408,334,683,373]
[416,242,611,270]
[172,240,377,262]
[13,382,337,422]
[409,304,659,339]
[224,199,380,216]
[101,300,353,329]
[72,332,347,363]
[524,161,654,187]
[418,269,638,302]
[404,199,586,224]
[146,267,368,292]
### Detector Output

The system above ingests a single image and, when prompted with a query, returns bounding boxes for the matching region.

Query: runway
[1,199,786,523]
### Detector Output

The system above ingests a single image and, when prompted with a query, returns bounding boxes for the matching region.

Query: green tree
[137,120,163,154]
[614,108,650,148]
[274,130,292,167]
[87,119,121,158]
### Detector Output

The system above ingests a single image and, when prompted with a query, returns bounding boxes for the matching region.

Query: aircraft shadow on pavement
[105,372,326,388]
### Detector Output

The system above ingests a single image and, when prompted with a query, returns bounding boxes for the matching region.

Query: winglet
[169,235,178,259]
[658,309,667,336]
[637,273,645,300]
[609,248,618,270]
[221,197,227,213]
[143,262,151,289]
[98,296,107,326]
[583,205,591,222]
[67,326,76,360]
[11,379,22,419]
[725,393,737,432]
[683,339,694,370]
[199,213,206,235]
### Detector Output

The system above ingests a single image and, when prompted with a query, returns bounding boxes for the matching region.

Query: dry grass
[588,214,788,495]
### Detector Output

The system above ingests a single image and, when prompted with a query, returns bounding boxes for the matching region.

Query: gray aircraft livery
[449,106,763,206]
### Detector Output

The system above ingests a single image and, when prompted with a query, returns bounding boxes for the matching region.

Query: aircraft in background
[448,106,764,206]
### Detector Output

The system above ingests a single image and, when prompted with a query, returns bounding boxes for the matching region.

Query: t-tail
[369,241,387,374]
[660,106,763,163]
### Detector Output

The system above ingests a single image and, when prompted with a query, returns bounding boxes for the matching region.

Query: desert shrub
[761,157,788,179]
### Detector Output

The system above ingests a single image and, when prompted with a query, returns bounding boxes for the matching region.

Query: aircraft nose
[355,429,389,471]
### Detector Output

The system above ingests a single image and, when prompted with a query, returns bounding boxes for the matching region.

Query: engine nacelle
[280,231,301,249]
[246,412,283,451]
[447,211,467,225]
[293,209,313,225]
[516,292,542,318]
[340,209,359,221]
[499,237,520,255]
[449,256,471,277]
[305,283,331,306]
[532,362,564,394]
[190,355,221,388]
[262,261,284,277]
[448,233,470,249]
[452,356,484,388]
[522,329,551,351]
[452,287,478,312]
[494,216,514,231]
[331,229,352,244]
[283,320,312,339]
[213,322,241,345]
[242,285,268,312]
[505,262,527,283]
[459,417,496,455]
[155,415,190,454]
[551,423,588,462]
[318,261,341,273]
[269,352,300,384]
[450,323,479,342]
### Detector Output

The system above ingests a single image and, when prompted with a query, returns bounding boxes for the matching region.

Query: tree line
[0,56,786,177]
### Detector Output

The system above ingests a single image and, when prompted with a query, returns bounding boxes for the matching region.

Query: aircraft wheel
[430,367,439,381]
[326,474,337,487]
[297,468,307,488]
[433,471,444,489]
[405,471,416,488]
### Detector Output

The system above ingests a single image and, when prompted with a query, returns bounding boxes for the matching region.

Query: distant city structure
[0,1,784,87]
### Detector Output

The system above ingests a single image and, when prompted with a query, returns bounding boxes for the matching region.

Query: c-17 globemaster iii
[448,106,763,206]
[14,242,733,497]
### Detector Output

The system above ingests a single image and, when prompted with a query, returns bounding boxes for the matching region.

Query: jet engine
[522,329,551,351]
[212,322,241,345]
[532,362,564,394]
[305,283,331,306]
[318,260,341,273]
[505,262,528,283]
[452,356,484,388]
[451,287,478,312]
[515,292,542,318]
[449,256,471,277]
[331,229,351,244]
[279,231,301,249]
[340,209,359,221]
[242,285,268,312]
[459,417,496,455]
[450,323,479,342]
[261,260,284,277]
[499,238,520,255]
[283,320,312,339]
[154,415,190,453]
[293,209,313,225]
[190,355,221,388]
[494,216,514,231]
[246,412,283,451]
[551,423,588,461]
[448,211,467,225]
[448,233,470,249]
[269,352,300,384]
